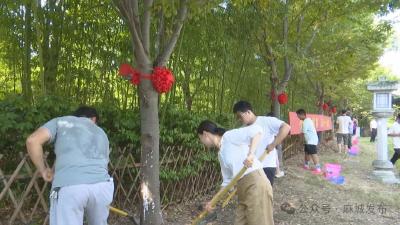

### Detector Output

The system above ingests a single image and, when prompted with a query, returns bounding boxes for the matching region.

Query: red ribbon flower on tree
[330,106,337,114]
[119,64,140,85]
[151,67,175,94]
[277,92,288,105]
[322,103,329,111]
[118,64,175,94]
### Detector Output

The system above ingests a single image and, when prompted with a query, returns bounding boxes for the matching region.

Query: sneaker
[312,168,322,175]
[275,171,285,178]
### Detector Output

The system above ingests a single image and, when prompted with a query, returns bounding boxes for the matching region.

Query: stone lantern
[367,76,399,184]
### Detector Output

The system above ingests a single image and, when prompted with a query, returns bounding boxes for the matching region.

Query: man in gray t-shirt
[26,106,114,225]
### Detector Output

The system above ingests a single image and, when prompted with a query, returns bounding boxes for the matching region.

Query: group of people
[198,101,292,225]
[336,110,399,166]
[335,109,358,154]
[27,101,318,225]
[30,102,400,225]
[197,103,325,225]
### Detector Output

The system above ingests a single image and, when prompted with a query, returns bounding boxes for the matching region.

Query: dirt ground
[160,137,400,225]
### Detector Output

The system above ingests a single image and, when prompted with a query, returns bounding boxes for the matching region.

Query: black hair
[296,109,306,116]
[266,112,275,117]
[73,106,99,122]
[341,109,347,115]
[233,100,253,113]
[197,120,226,136]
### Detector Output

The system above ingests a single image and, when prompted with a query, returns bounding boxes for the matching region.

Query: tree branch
[154,8,165,57]
[114,0,149,65]
[303,24,318,55]
[142,0,154,55]
[131,0,143,40]
[296,14,304,53]
[155,0,188,67]
[258,29,279,83]
[280,0,291,90]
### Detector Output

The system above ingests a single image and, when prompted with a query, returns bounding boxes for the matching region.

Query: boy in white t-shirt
[388,114,400,165]
[233,101,291,186]
[336,109,353,154]
[296,109,321,173]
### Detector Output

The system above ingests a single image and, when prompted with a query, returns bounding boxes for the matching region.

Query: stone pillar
[367,77,399,184]
[372,111,395,175]
[371,111,399,184]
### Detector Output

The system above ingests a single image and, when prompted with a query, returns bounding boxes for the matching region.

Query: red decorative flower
[331,106,337,114]
[119,64,133,76]
[130,70,141,85]
[322,103,329,111]
[119,64,140,85]
[151,67,175,93]
[118,64,175,93]
[277,92,288,105]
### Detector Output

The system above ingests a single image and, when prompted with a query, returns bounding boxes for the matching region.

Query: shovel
[109,206,139,225]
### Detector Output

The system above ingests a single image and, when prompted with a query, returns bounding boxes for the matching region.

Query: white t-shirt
[253,116,284,168]
[388,122,400,148]
[370,120,377,129]
[302,118,318,145]
[219,124,264,187]
[336,115,352,134]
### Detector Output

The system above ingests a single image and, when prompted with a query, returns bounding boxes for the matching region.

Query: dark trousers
[263,167,276,186]
[347,134,352,148]
[370,128,377,142]
[391,148,400,165]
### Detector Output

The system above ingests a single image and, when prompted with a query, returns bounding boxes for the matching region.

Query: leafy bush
[0,95,231,175]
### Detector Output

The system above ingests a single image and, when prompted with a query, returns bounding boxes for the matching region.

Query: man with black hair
[370,118,378,142]
[26,106,114,225]
[336,109,352,154]
[346,111,353,149]
[296,109,321,173]
[233,101,291,186]
[388,114,400,165]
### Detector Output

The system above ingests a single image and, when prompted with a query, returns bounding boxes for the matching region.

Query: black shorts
[304,144,317,155]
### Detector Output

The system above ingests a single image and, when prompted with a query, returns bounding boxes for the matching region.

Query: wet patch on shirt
[57,120,74,128]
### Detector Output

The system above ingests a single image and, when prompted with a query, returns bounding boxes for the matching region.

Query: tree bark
[138,61,161,225]
[114,1,188,224]
[22,1,33,103]
[43,0,64,94]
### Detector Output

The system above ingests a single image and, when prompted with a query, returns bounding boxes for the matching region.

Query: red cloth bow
[277,92,288,105]
[118,64,175,93]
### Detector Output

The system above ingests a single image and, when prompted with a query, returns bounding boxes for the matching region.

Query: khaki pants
[235,169,274,225]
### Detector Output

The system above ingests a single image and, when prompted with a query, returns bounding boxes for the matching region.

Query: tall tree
[32,0,65,95]
[22,1,33,102]
[112,1,195,224]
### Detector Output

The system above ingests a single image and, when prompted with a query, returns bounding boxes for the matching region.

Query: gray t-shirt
[42,116,111,188]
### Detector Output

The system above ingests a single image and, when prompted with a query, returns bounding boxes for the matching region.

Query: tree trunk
[273,96,281,118]
[22,1,33,103]
[42,0,64,95]
[182,68,193,111]
[114,1,188,224]
[32,0,45,94]
[317,82,325,114]
[219,57,226,115]
[137,60,162,225]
